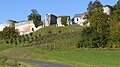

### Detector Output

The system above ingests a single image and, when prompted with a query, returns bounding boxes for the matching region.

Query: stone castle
[0,6,111,35]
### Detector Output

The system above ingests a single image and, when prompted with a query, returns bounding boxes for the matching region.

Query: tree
[87,1,94,12]
[109,9,120,48]
[28,9,42,28]
[110,9,120,22]
[77,8,110,48]
[2,27,19,41]
[87,0,103,12]
[93,0,103,8]
[109,21,120,48]
[114,0,120,10]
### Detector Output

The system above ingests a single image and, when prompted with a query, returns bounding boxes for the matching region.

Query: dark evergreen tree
[87,1,94,11]
[93,0,103,9]
[28,9,42,28]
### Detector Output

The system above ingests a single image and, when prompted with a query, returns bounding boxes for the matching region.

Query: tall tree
[78,8,110,48]
[87,0,103,12]
[28,9,42,28]
[87,1,94,12]
[93,0,103,9]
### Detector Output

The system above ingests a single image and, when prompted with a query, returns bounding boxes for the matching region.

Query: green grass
[20,25,83,50]
[27,47,120,67]
[0,25,83,50]
[46,50,120,67]
[0,47,120,67]
[33,25,82,36]
[0,44,14,51]
[0,25,120,67]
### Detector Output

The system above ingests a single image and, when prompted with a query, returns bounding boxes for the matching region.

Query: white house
[74,14,87,26]
[103,6,111,15]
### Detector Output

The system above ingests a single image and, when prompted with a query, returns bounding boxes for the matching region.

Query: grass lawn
[28,47,120,67]
[0,47,120,67]
[48,50,120,67]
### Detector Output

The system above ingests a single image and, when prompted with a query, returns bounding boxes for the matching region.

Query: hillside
[0,25,120,67]
[0,25,83,51]
[27,25,83,50]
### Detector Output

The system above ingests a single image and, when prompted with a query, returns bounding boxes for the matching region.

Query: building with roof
[74,13,87,26]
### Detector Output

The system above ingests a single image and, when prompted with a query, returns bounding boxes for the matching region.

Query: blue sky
[0,0,117,24]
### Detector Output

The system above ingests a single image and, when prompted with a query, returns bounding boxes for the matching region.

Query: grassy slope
[0,25,120,67]
[30,25,83,50]
[33,25,82,36]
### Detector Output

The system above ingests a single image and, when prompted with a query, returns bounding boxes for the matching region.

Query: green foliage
[87,0,103,12]
[1,27,19,40]
[78,8,110,48]
[110,10,120,22]
[78,0,120,48]
[109,21,120,48]
[114,0,120,10]
[87,1,94,12]
[58,16,70,26]
[93,0,103,8]
[28,9,42,27]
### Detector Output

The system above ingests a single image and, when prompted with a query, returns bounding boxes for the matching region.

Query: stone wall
[56,17,65,27]
[44,13,57,26]
[0,20,42,35]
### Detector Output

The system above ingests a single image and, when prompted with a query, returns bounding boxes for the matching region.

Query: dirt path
[9,58,75,67]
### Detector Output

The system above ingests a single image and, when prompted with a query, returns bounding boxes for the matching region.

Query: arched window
[77,18,79,21]
[32,28,34,31]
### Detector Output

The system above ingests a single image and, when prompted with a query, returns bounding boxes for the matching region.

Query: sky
[0,0,117,24]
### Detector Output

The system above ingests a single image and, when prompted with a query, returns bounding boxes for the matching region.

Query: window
[77,18,79,21]
[32,28,34,31]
